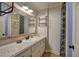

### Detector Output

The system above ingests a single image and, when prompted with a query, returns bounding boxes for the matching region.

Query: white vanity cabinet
[15,38,45,57]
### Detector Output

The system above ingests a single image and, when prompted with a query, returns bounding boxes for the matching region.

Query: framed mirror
[0,2,37,37]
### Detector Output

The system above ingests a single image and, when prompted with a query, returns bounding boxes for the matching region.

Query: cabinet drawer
[15,49,31,57]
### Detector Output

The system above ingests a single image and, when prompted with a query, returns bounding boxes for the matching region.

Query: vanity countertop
[0,35,46,57]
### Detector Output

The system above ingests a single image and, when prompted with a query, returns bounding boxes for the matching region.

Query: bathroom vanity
[0,36,46,57]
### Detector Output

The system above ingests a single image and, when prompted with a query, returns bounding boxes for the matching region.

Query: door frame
[72,2,75,57]
[66,2,68,57]
[72,2,79,56]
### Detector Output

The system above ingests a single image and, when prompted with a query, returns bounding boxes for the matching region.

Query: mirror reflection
[0,2,37,37]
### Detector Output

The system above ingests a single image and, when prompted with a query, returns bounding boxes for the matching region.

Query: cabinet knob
[69,45,74,50]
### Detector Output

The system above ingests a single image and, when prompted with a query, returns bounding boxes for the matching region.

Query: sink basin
[15,36,40,45]
[16,40,22,44]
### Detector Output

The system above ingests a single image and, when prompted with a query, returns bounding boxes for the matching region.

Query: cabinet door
[40,39,45,56]
[32,51,41,57]
[32,39,45,57]
[32,42,41,57]
[15,49,31,57]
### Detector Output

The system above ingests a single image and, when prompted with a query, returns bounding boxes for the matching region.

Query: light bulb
[28,9,33,13]
[22,6,29,10]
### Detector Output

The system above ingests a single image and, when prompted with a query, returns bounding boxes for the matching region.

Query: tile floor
[42,52,59,57]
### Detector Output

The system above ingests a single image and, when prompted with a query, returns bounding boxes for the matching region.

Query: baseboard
[45,50,60,56]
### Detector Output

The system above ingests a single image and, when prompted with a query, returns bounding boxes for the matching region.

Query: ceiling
[29,2,61,11]
[15,2,61,11]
